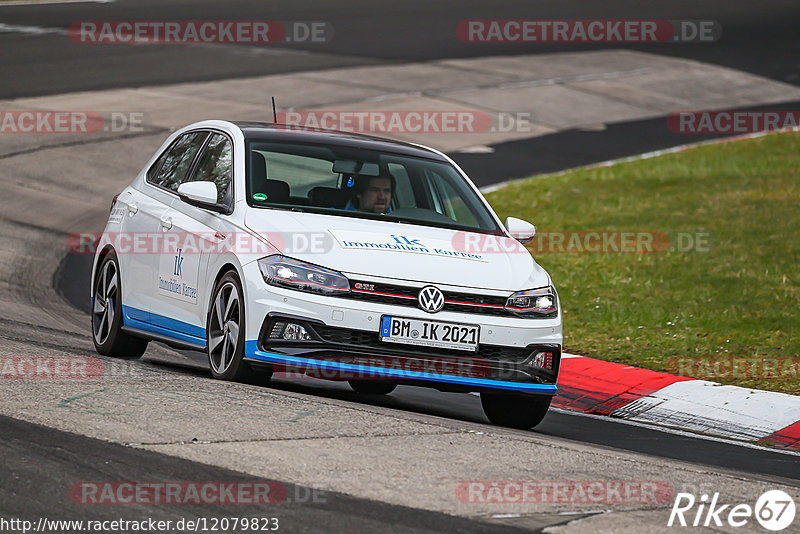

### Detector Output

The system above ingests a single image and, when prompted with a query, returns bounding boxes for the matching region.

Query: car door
[113,188,151,325]
[123,130,209,332]
[151,131,235,346]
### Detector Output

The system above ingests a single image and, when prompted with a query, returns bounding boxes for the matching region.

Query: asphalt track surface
[453,99,800,185]
[0,0,799,98]
[56,252,800,484]
[3,0,800,530]
[0,415,535,534]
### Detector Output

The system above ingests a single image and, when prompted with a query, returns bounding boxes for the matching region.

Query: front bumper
[242,262,561,395]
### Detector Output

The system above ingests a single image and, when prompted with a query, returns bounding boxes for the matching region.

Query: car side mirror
[505,216,536,244]
[177,181,226,213]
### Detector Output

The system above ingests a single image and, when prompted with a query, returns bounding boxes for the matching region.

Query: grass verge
[487,131,800,395]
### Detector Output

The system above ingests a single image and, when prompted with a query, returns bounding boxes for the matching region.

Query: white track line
[0,22,66,34]
[0,0,112,6]
[550,407,800,457]
[616,380,800,442]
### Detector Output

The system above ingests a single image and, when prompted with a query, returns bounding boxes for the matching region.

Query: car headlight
[258,255,350,296]
[505,286,558,317]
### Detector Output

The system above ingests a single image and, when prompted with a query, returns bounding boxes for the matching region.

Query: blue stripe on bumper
[245,341,557,394]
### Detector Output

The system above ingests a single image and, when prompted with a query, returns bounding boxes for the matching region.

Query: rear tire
[480,393,551,429]
[92,251,148,359]
[207,271,250,382]
[348,380,397,395]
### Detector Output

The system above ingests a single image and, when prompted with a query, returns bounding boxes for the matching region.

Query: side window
[388,163,416,208]
[147,132,208,192]
[187,133,233,204]
[438,178,480,226]
[421,169,479,226]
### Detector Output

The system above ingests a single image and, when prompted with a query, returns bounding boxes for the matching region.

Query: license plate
[379,316,479,352]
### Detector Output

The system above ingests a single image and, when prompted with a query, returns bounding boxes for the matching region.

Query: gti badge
[418,285,444,313]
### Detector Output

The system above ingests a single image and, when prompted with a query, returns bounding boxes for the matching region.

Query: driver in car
[345,175,394,214]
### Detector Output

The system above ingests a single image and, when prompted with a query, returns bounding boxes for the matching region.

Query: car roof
[232,121,449,161]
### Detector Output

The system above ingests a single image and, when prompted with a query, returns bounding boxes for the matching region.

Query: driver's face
[357,177,392,213]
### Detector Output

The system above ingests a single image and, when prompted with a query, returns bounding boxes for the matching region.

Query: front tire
[348,380,397,395]
[92,251,148,358]
[207,272,250,381]
[480,393,551,429]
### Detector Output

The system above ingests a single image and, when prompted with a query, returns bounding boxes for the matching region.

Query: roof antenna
[271,97,277,124]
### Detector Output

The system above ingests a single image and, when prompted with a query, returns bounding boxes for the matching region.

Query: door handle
[160,216,172,230]
[127,202,138,215]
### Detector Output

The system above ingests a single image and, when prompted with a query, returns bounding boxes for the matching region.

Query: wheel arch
[90,244,116,301]
[206,261,245,324]
[212,262,241,287]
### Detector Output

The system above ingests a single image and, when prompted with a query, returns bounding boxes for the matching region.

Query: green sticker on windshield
[252,193,268,201]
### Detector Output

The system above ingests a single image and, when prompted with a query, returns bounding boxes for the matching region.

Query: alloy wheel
[208,281,241,374]
[92,260,118,345]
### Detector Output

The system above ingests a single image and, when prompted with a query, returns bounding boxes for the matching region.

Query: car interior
[247,146,496,232]
[250,151,388,209]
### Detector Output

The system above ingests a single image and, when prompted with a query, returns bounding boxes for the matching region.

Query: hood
[244,209,550,292]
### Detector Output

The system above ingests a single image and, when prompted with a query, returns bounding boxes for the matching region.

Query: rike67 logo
[668,490,796,531]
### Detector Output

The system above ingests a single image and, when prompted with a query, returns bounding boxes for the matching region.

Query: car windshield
[246,141,502,234]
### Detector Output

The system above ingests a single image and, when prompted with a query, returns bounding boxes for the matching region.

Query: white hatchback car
[91,120,562,429]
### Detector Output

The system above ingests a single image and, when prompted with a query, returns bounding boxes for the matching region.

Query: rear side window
[186,133,233,204]
[147,132,208,192]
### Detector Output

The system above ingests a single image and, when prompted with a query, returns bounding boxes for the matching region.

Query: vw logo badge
[418,286,444,313]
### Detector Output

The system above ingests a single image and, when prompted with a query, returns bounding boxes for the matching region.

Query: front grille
[312,324,534,364]
[343,280,511,317]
